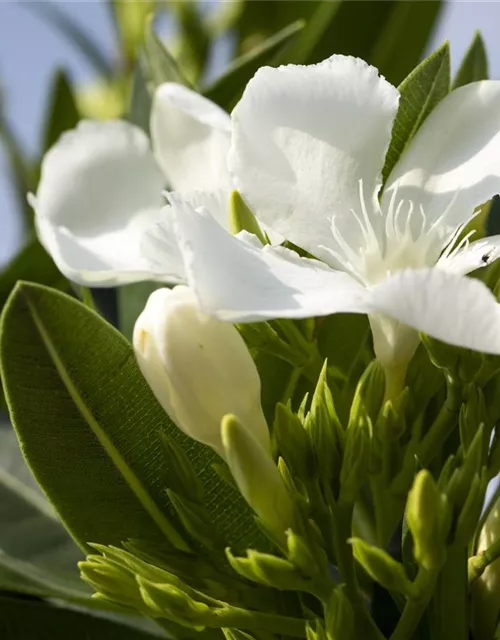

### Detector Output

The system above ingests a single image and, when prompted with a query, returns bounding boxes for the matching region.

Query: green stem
[390,569,435,640]
[211,607,306,637]
[469,536,500,584]
[331,502,384,640]
[417,377,462,466]
[429,544,468,640]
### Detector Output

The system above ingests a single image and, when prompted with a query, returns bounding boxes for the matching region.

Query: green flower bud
[274,402,314,480]
[79,558,141,609]
[406,470,447,572]
[325,585,354,640]
[349,359,385,427]
[306,622,327,640]
[221,414,295,540]
[305,361,343,487]
[339,415,371,504]
[133,286,270,459]
[138,577,211,627]
[350,538,418,598]
[226,548,314,593]
[229,190,266,244]
[376,387,409,441]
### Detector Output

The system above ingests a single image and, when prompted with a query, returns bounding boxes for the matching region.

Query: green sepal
[229,191,267,244]
[237,321,310,368]
[376,387,409,441]
[459,387,489,454]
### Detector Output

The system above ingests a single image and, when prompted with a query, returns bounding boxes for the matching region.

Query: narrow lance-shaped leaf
[203,20,304,111]
[0,282,263,555]
[369,0,443,86]
[42,70,80,152]
[382,42,450,183]
[452,31,488,89]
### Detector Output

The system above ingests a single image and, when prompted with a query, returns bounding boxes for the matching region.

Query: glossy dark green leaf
[203,20,304,110]
[0,283,261,555]
[452,31,488,89]
[382,42,450,183]
[0,238,66,312]
[0,597,158,640]
[42,70,80,152]
[21,2,113,78]
[369,1,443,86]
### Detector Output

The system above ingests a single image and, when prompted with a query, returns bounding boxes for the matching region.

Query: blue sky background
[2,1,500,266]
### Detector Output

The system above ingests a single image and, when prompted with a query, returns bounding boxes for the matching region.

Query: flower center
[322,180,477,287]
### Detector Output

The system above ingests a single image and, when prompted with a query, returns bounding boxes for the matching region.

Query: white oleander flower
[169,55,500,380]
[30,83,233,286]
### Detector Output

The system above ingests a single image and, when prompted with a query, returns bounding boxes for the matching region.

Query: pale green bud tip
[221,414,295,539]
[133,285,270,457]
[229,190,266,244]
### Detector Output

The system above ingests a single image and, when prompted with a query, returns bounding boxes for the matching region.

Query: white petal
[438,235,500,276]
[369,268,500,355]
[151,83,232,192]
[139,206,186,284]
[171,195,367,322]
[229,55,399,262]
[33,120,166,286]
[383,82,500,229]
[167,188,230,230]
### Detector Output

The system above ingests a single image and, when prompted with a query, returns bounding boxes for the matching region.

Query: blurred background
[1,0,500,268]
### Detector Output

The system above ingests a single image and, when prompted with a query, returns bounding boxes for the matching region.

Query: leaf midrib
[22,291,189,553]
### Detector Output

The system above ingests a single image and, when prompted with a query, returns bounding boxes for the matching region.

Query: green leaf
[0,283,262,554]
[42,70,80,152]
[0,239,67,312]
[203,20,304,110]
[143,16,190,90]
[283,2,340,65]
[171,2,210,85]
[452,31,488,89]
[369,1,443,86]
[0,597,158,640]
[22,3,113,78]
[382,42,450,183]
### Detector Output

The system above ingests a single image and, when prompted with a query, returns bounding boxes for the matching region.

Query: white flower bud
[133,286,270,458]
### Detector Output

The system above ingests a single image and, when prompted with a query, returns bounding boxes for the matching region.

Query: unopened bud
[349,360,385,427]
[350,538,417,598]
[221,414,295,541]
[138,577,210,626]
[133,286,270,458]
[406,470,447,572]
